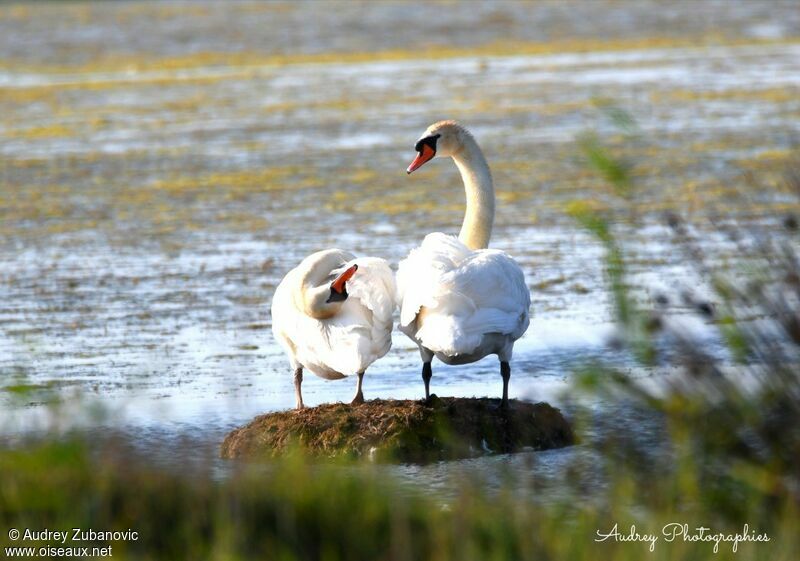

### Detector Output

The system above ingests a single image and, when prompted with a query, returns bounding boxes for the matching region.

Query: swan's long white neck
[299,283,340,320]
[294,255,344,320]
[452,135,494,250]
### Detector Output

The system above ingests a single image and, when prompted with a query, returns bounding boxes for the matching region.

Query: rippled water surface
[1,1,799,497]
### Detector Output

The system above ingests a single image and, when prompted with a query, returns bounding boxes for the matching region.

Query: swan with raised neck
[402,120,531,408]
[407,120,494,250]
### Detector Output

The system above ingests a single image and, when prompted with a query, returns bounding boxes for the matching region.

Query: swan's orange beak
[331,264,358,294]
[407,144,435,174]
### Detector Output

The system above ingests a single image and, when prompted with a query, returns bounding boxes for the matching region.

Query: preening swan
[397,121,531,407]
[272,249,396,409]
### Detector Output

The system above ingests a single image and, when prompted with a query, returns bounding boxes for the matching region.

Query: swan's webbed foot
[500,361,511,410]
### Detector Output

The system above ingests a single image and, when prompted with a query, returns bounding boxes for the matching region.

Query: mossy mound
[221,397,574,463]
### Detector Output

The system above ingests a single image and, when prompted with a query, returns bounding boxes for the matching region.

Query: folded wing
[397,233,530,356]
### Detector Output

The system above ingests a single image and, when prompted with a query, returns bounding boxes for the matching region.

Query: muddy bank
[220,397,574,463]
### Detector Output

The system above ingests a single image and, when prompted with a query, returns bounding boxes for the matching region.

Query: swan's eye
[414,134,441,153]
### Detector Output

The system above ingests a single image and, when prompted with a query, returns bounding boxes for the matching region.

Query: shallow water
[1,1,799,500]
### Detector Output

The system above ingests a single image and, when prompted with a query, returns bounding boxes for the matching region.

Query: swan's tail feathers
[415,308,524,356]
[467,308,524,336]
[415,314,480,357]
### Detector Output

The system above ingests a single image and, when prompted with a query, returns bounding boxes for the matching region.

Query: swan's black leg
[419,346,434,402]
[500,361,511,408]
[294,367,305,410]
[350,371,365,405]
[422,362,432,401]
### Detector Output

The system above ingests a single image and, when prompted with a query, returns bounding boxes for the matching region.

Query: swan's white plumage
[272,251,395,381]
[397,232,530,357]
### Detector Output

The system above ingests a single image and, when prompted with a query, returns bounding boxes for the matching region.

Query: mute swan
[397,121,530,407]
[272,249,396,409]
